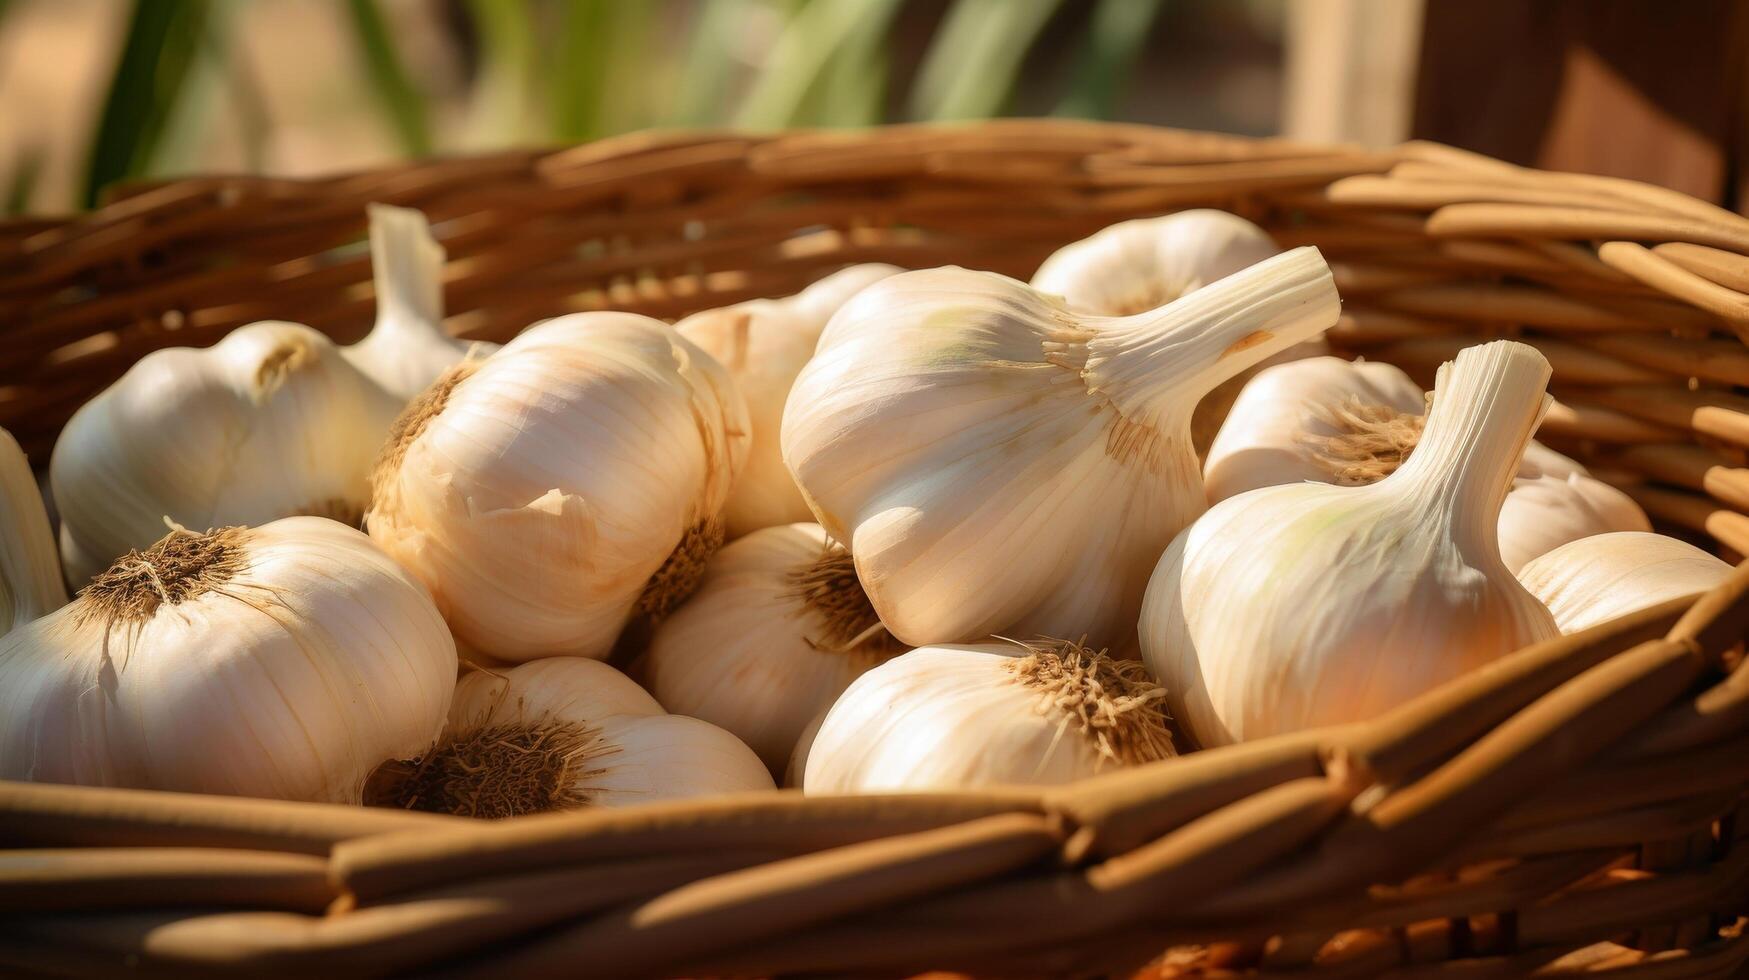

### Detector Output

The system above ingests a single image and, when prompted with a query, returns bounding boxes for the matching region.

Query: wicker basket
[4,120,1749,978]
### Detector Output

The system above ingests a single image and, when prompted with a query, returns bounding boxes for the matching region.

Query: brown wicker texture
[3,120,1749,977]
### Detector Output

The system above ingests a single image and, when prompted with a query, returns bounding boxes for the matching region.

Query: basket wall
[3,121,1749,977]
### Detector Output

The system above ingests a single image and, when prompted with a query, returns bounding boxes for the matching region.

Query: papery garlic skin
[0,517,456,802]
[1496,473,1650,573]
[51,324,403,586]
[0,428,67,634]
[416,658,774,812]
[1518,531,1732,634]
[367,313,750,662]
[678,265,901,539]
[803,640,1174,794]
[343,204,498,402]
[1143,341,1561,747]
[646,523,905,772]
[1032,210,1281,316]
[784,248,1341,649]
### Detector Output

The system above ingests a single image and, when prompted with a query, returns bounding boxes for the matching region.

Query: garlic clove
[1031,210,1281,316]
[1143,341,1561,747]
[343,204,499,402]
[803,638,1174,794]
[645,522,906,773]
[367,312,750,662]
[0,517,457,802]
[784,247,1341,650]
[677,265,901,539]
[1518,530,1732,634]
[1497,472,1651,573]
[0,427,67,634]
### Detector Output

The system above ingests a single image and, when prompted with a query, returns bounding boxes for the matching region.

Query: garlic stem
[1079,246,1341,435]
[0,428,67,634]
[365,203,443,338]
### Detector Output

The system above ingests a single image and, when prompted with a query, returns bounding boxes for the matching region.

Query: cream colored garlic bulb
[1205,355,1648,572]
[1142,341,1561,747]
[0,517,456,802]
[803,639,1174,794]
[367,312,750,662]
[645,522,906,772]
[677,265,901,538]
[0,428,67,634]
[783,247,1341,650]
[368,658,773,815]
[343,204,497,402]
[1518,531,1732,634]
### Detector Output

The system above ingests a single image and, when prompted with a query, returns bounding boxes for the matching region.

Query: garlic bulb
[802,638,1174,794]
[368,658,773,816]
[0,428,67,634]
[783,247,1341,649]
[50,323,403,586]
[343,204,497,402]
[1141,341,1561,747]
[367,313,750,662]
[645,522,906,772]
[0,517,456,802]
[1518,531,1732,634]
[1205,355,1649,571]
[677,264,901,539]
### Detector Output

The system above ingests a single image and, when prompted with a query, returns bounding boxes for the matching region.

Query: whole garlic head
[677,265,901,539]
[1143,341,1561,747]
[1496,472,1650,573]
[1518,531,1732,634]
[368,658,773,815]
[783,247,1341,650]
[51,323,403,586]
[803,638,1174,794]
[645,522,906,772]
[1032,210,1281,316]
[0,518,456,802]
[367,313,750,662]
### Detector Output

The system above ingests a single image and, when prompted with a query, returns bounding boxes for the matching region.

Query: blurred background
[0,0,1739,216]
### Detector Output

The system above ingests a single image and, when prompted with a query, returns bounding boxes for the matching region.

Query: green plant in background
[52,0,1171,211]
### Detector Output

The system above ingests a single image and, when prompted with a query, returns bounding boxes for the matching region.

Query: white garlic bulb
[367,313,750,662]
[0,517,456,802]
[803,639,1174,794]
[343,204,497,402]
[1032,210,1282,316]
[783,247,1341,650]
[1518,531,1732,634]
[0,428,67,634]
[645,523,906,772]
[1142,341,1561,747]
[369,658,773,815]
[1205,356,1649,571]
[677,265,901,539]
[50,323,403,586]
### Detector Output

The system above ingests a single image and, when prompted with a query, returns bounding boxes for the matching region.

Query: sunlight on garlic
[0,427,67,634]
[0,518,456,802]
[1142,341,1560,747]
[677,265,900,539]
[367,312,749,662]
[783,247,1341,650]
[1517,531,1732,634]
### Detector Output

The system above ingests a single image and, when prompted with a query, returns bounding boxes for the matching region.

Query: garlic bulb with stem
[802,638,1174,794]
[1205,355,1648,571]
[1141,341,1561,748]
[676,264,901,539]
[0,428,67,634]
[783,247,1341,650]
[645,522,907,773]
[343,204,497,402]
[0,517,456,802]
[367,312,750,662]
[1518,531,1732,634]
[367,658,773,816]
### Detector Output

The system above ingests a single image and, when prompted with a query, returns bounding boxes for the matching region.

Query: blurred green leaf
[5,144,44,216]
[1056,0,1165,119]
[549,0,658,141]
[81,0,211,208]
[670,0,755,127]
[810,4,892,127]
[736,0,904,130]
[909,0,1065,122]
[343,0,432,156]
[465,0,539,147]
